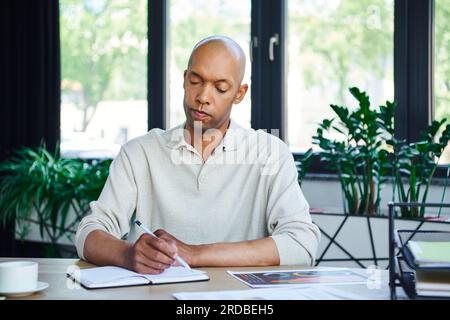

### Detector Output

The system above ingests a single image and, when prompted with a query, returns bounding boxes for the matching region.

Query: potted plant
[383,119,450,218]
[300,87,450,268]
[0,145,111,257]
[311,87,396,215]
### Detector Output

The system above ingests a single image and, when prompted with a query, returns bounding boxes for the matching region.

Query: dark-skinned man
[75,35,320,274]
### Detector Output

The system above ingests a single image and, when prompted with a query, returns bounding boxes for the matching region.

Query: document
[174,286,370,300]
[227,268,368,288]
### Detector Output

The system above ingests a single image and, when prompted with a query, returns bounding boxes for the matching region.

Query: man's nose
[196,84,212,105]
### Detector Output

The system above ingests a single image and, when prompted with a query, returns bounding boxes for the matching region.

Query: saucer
[0,281,49,298]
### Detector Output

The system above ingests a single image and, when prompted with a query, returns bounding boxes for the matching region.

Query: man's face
[183,45,247,132]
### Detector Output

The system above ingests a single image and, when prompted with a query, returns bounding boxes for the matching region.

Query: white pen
[134,220,192,270]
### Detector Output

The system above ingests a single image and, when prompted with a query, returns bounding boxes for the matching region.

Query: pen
[134,220,192,270]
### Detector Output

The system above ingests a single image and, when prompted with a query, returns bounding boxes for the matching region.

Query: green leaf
[0,145,112,252]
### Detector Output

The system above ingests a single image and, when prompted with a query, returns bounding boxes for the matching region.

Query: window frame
[148,0,167,130]
[5,0,448,259]
[394,0,434,143]
[251,0,287,140]
[291,0,447,177]
[78,0,447,176]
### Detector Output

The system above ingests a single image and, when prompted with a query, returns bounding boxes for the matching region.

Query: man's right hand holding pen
[124,225,194,275]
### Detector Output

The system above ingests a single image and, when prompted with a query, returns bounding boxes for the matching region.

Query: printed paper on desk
[174,285,371,300]
[227,268,368,288]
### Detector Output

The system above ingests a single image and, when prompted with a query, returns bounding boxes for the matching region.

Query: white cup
[0,261,38,292]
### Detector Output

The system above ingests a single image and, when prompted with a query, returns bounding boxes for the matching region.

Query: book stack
[407,241,450,298]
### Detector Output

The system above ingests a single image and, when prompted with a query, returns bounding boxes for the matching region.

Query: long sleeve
[74,124,321,264]
[75,147,138,260]
[266,144,321,266]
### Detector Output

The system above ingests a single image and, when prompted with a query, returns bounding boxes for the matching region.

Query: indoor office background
[1,0,450,268]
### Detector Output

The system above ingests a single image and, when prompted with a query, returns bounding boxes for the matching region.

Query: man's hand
[154,229,198,266]
[124,233,178,274]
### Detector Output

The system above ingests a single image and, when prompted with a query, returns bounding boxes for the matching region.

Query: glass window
[168,0,252,129]
[287,0,394,152]
[60,0,148,158]
[435,0,450,165]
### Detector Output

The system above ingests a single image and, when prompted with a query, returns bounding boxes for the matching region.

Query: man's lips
[190,109,210,120]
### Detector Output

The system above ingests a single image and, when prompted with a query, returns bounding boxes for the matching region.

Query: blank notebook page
[74,266,208,288]
[143,266,207,283]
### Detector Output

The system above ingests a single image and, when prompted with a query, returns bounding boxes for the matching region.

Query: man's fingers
[154,231,177,248]
[134,250,175,272]
[142,258,170,272]
[140,246,174,267]
[137,237,174,266]
[154,230,179,253]
[138,233,177,263]
[142,233,178,259]
[134,258,165,275]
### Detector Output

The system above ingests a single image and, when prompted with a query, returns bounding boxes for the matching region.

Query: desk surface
[0,258,396,300]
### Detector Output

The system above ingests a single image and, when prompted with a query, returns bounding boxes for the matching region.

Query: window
[435,0,450,164]
[168,0,252,129]
[58,0,446,168]
[287,0,394,152]
[60,0,148,158]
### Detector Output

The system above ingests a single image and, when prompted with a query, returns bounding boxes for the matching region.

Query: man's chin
[189,118,213,131]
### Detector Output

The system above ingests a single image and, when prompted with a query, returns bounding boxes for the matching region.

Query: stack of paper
[407,241,450,268]
[415,270,450,298]
[407,240,450,298]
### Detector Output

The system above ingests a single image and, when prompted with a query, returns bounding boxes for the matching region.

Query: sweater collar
[165,118,243,152]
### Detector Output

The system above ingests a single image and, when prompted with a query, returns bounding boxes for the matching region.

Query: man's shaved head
[182,35,249,135]
[187,35,246,83]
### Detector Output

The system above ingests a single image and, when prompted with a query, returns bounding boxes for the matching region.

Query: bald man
[75,36,320,274]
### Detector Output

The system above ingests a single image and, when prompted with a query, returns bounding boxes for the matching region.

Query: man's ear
[233,84,249,104]
[183,70,188,89]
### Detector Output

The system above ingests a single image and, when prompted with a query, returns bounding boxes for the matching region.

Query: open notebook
[67,266,209,289]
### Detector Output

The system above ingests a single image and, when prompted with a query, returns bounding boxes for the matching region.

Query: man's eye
[216,88,227,93]
[189,80,199,85]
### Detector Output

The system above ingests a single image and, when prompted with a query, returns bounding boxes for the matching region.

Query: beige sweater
[75,119,321,265]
